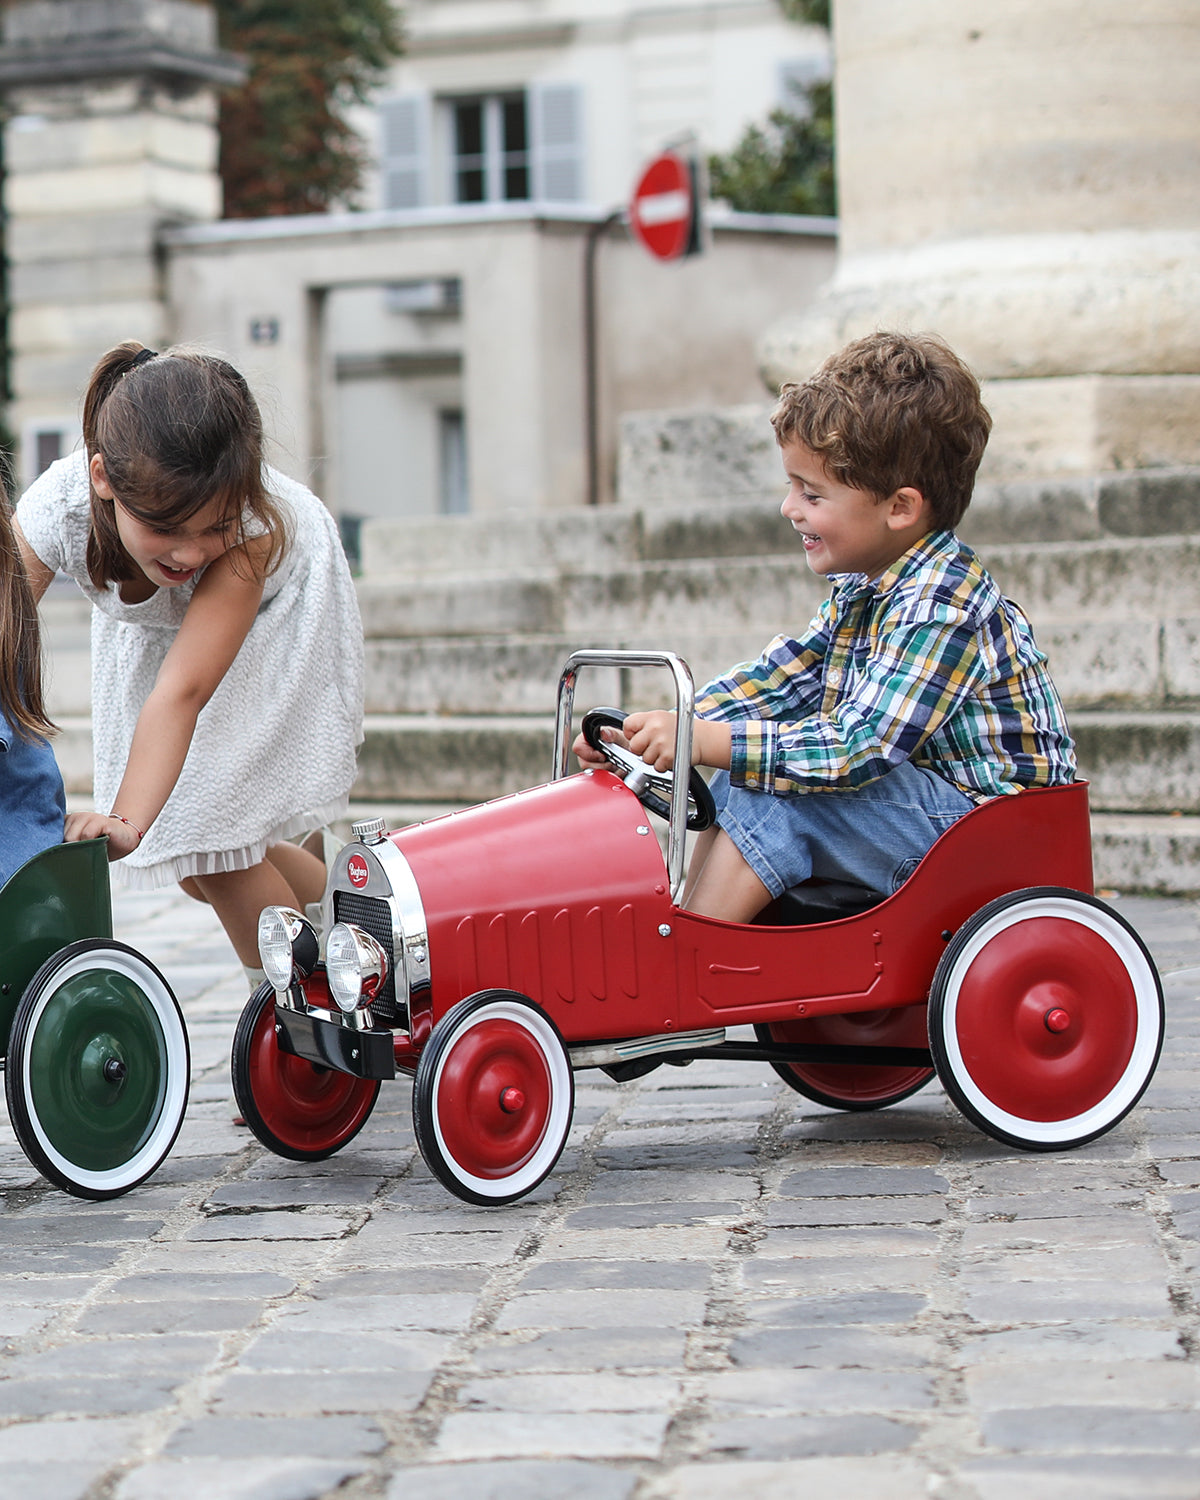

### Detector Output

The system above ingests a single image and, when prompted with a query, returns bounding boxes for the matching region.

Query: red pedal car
[232,650,1164,1205]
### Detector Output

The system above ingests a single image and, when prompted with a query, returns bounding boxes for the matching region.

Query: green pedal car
[0,838,189,1199]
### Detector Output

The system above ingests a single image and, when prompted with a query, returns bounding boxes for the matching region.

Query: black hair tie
[129,348,158,369]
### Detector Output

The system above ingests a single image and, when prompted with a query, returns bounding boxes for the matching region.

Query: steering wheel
[581,707,716,832]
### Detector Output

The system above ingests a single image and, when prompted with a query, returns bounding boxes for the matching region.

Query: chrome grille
[333,890,402,1024]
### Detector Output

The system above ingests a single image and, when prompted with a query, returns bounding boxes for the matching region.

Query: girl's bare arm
[12,518,57,605]
[64,538,271,856]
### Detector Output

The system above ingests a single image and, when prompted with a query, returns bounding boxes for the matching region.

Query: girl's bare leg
[682,826,771,924]
[190,861,311,968]
[264,840,326,908]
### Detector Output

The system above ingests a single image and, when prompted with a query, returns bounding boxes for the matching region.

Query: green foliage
[776,0,830,26]
[707,78,835,218]
[215,0,404,218]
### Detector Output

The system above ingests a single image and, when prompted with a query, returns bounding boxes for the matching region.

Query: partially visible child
[14,342,363,978]
[0,482,64,887]
[576,331,1076,922]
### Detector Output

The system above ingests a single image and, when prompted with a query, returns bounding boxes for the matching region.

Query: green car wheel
[5,940,189,1199]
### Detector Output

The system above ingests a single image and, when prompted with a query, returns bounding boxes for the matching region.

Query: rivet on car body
[658,924,672,937]
[1044,1008,1071,1033]
[637,826,650,836]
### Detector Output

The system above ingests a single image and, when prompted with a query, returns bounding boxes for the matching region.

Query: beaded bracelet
[107,813,144,844]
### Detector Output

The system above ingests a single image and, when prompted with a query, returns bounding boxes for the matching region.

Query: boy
[576,331,1076,922]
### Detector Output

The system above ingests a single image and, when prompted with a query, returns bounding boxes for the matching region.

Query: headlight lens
[326,922,388,1014]
[257,906,319,991]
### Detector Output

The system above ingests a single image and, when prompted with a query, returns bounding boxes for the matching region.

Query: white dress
[18,453,364,889]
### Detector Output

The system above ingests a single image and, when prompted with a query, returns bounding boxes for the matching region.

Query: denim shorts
[708,760,976,899]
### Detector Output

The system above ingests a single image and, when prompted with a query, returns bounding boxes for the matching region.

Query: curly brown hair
[82,341,288,590]
[771,332,992,529]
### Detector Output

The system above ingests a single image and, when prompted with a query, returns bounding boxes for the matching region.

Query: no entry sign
[629,150,700,262]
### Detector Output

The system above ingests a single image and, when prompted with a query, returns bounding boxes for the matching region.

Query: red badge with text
[347,854,370,890]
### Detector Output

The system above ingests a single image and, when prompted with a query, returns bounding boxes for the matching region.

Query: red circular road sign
[629,151,696,262]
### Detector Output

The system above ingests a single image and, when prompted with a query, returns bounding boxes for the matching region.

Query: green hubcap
[28,970,167,1171]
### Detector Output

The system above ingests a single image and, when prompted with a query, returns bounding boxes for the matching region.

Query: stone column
[759,0,1200,482]
[0,0,243,486]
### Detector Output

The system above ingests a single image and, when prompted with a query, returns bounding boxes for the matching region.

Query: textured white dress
[18,453,364,889]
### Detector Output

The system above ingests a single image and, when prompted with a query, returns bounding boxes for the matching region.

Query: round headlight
[257,906,320,992]
[326,922,388,1014]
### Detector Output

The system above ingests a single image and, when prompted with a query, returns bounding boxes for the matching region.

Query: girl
[0,480,65,886]
[14,342,363,978]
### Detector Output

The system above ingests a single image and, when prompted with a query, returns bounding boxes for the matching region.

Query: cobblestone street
[0,886,1196,1499]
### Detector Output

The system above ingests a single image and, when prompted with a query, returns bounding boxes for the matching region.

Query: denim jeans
[708,760,976,899]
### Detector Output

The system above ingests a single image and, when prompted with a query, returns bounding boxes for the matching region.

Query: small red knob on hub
[499,1087,525,1113]
[1044,1008,1071,1033]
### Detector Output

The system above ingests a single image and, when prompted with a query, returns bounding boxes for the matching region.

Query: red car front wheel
[413,990,574,1205]
[231,983,379,1160]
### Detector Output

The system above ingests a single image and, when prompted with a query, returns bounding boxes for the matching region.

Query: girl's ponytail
[81,341,152,459]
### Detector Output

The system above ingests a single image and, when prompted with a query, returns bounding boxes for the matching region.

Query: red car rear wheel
[929,888,1163,1149]
[754,1006,934,1111]
[413,990,574,1205]
[231,983,379,1160]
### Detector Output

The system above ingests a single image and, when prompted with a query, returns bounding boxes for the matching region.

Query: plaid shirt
[696,529,1076,801]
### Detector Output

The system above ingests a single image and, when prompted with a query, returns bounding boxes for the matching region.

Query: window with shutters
[379,85,584,208]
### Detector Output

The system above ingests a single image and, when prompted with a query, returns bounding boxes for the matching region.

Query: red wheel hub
[247,997,377,1152]
[436,1019,552,1179]
[766,1005,933,1105]
[954,916,1137,1120]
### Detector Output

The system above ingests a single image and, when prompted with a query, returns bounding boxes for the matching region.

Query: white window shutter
[530,82,585,202]
[379,94,431,209]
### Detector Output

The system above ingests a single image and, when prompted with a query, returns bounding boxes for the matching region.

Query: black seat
[757,878,885,927]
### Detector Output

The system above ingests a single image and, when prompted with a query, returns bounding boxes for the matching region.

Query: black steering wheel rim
[581,706,716,832]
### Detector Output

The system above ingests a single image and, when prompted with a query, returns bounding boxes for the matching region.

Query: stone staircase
[42,452,1200,895]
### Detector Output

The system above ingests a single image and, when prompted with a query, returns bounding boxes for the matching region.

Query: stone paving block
[968,1159,1149,1192]
[728,1327,937,1370]
[164,1414,388,1459]
[206,1178,382,1209]
[107,1271,298,1301]
[776,1166,951,1197]
[764,1197,947,1227]
[702,1367,935,1413]
[76,1298,268,1336]
[211,1369,431,1416]
[517,1259,711,1292]
[473,1327,688,1372]
[538,1226,732,1261]
[384,1459,637,1500]
[648,1456,931,1500]
[337,1219,530,1264]
[983,1404,1200,1452]
[958,1215,1160,1252]
[0,1376,180,1419]
[700,1411,919,1461]
[115,1457,367,1500]
[311,1266,491,1297]
[584,1169,751,1204]
[964,1190,1143,1220]
[493,1287,707,1332]
[742,1255,937,1294]
[959,1321,1185,1364]
[239,1327,454,1373]
[434,1409,669,1460]
[0,1212,165,1245]
[562,1202,747,1231]
[961,1455,1200,1500]
[750,1225,940,1260]
[592,1144,759,1172]
[957,1243,1167,1282]
[964,1360,1200,1410]
[273,1292,477,1332]
[457,1372,681,1413]
[0,1415,142,1464]
[184,1210,356,1241]
[962,1277,1173,1323]
[741,1291,927,1328]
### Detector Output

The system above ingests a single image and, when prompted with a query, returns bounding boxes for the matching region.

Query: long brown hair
[82,341,288,589]
[0,481,54,741]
